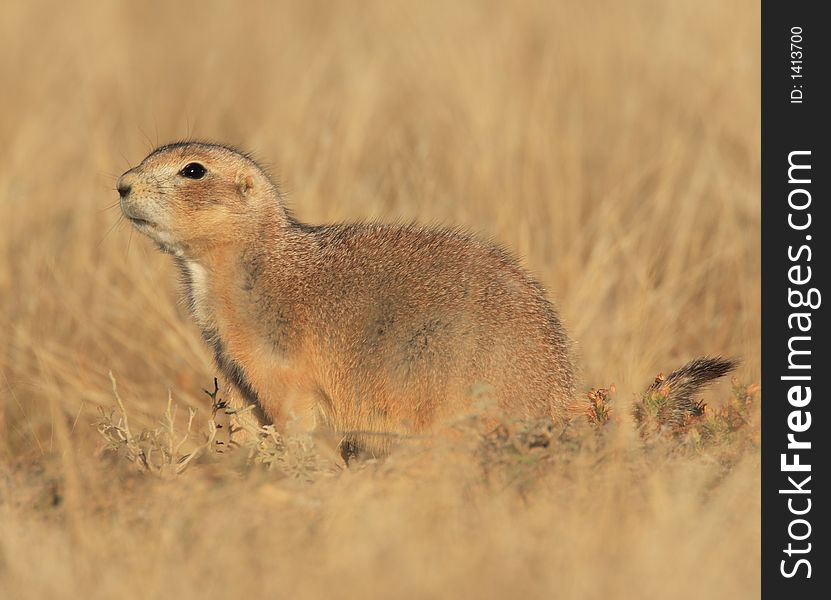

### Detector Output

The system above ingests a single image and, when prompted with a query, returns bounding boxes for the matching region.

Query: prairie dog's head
[117,142,280,257]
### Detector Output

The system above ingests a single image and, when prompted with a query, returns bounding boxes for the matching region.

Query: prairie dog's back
[280,223,574,430]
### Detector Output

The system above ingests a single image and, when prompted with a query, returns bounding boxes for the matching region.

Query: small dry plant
[95,372,217,475]
[585,385,615,427]
[205,378,328,480]
[96,373,329,480]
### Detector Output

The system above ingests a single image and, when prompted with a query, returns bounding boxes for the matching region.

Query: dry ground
[1,1,759,598]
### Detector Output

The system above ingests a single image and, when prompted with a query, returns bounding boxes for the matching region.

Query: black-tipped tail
[638,356,739,428]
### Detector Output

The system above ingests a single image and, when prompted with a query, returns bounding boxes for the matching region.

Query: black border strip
[762,2,828,596]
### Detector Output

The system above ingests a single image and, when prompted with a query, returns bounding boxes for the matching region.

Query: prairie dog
[117,141,574,457]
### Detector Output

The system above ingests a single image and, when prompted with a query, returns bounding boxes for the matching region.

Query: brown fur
[118,141,575,457]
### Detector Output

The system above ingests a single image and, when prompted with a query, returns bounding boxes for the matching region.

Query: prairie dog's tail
[638,356,739,428]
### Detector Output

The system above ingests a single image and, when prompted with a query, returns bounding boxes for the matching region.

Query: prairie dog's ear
[236,172,254,196]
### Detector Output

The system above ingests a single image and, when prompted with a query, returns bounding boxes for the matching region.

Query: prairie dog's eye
[180,163,207,179]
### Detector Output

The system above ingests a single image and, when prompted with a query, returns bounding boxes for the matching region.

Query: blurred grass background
[1,0,758,597]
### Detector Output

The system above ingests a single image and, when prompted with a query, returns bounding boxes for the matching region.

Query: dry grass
[1,0,759,598]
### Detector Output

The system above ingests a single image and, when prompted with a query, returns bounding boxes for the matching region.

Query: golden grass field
[1,0,759,598]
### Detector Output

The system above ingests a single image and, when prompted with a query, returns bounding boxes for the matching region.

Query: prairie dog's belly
[223,334,325,431]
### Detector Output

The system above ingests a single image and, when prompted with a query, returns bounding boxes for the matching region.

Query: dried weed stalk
[95,372,216,475]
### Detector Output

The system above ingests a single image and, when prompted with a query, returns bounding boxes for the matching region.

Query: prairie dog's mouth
[126,214,154,228]
[120,201,156,229]
[119,205,183,255]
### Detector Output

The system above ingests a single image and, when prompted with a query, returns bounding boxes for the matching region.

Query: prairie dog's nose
[117,172,135,199]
